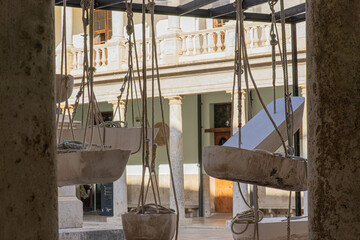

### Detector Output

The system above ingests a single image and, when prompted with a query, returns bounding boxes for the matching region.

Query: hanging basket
[122,212,176,240]
[58,149,130,187]
[203,146,307,191]
[56,74,74,103]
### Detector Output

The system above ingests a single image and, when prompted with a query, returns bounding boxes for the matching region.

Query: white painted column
[111,11,125,40]
[231,90,249,216]
[300,85,308,216]
[60,7,74,72]
[107,100,128,224]
[108,12,126,71]
[163,1,182,64]
[61,7,73,45]
[167,96,185,220]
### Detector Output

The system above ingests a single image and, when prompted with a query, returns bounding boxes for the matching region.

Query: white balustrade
[56,22,287,75]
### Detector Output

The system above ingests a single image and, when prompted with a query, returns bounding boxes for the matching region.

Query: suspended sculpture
[202,0,308,240]
[121,1,178,240]
[56,0,131,187]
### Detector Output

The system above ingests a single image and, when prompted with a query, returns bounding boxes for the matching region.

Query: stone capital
[165,95,184,104]
[108,99,127,107]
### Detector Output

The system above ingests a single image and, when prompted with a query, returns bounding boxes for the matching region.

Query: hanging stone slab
[204,146,307,191]
[223,97,305,152]
[58,149,130,187]
[122,213,176,240]
[56,74,74,103]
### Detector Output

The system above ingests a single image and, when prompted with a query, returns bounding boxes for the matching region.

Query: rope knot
[146,2,156,13]
[270,33,278,46]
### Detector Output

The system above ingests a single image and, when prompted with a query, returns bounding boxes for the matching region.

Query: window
[94,10,112,44]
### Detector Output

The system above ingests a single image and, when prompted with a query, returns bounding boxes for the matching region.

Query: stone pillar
[107,100,128,224]
[307,1,360,239]
[231,90,249,216]
[167,96,185,220]
[111,11,125,40]
[300,84,308,216]
[0,1,57,239]
[108,11,126,71]
[61,6,74,72]
[162,2,182,64]
[58,186,83,229]
[61,7,73,45]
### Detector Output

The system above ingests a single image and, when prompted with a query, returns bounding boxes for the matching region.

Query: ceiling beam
[210,0,269,18]
[275,3,305,20]
[179,0,219,16]
[95,0,125,9]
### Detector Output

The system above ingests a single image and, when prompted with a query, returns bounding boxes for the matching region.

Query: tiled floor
[178,213,233,240]
[70,213,234,240]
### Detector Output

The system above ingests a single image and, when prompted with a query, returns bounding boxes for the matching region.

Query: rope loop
[268,0,278,8]
[80,0,91,10]
[231,209,264,235]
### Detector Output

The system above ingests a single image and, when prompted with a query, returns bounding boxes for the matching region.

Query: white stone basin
[58,149,130,187]
[56,74,74,103]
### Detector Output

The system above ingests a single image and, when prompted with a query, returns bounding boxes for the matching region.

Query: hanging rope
[57,0,76,144]
[269,0,278,113]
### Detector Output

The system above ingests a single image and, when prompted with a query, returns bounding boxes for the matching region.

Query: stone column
[307,1,360,239]
[162,1,182,64]
[111,11,125,40]
[107,100,128,224]
[61,7,73,45]
[58,186,83,229]
[108,11,126,71]
[61,6,74,72]
[231,90,249,216]
[300,84,308,216]
[167,96,185,220]
[0,1,57,239]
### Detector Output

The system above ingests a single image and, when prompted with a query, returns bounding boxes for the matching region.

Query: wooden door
[205,127,233,213]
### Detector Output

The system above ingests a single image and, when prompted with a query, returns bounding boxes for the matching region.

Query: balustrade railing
[55,22,292,75]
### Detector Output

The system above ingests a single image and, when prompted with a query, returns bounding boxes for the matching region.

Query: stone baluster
[156,39,161,59]
[72,51,77,69]
[202,33,209,53]
[253,26,260,47]
[245,27,252,48]
[181,36,187,55]
[77,51,82,70]
[188,35,194,56]
[260,25,268,46]
[216,31,222,52]
[265,25,271,46]
[101,48,106,66]
[209,32,216,53]
[195,34,201,55]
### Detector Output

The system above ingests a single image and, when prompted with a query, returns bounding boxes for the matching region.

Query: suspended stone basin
[56,74,74,103]
[203,146,307,191]
[58,149,130,187]
[122,212,176,240]
[59,127,157,153]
